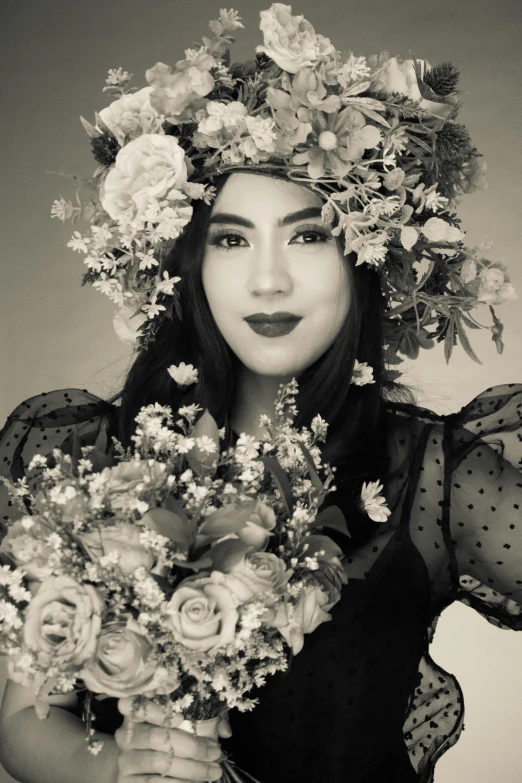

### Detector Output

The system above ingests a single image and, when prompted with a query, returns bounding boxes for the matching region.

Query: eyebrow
[208,206,324,229]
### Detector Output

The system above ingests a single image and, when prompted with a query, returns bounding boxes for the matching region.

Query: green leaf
[459,313,481,330]
[297,442,323,491]
[164,494,191,526]
[260,455,294,517]
[345,100,391,128]
[444,317,455,364]
[187,409,220,476]
[302,533,345,559]
[455,313,482,364]
[312,505,351,538]
[80,115,102,139]
[141,507,194,549]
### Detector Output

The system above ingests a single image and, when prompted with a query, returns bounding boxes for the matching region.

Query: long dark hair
[114,171,414,509]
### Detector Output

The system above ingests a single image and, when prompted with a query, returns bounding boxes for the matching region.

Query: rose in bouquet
[0,377,375,781]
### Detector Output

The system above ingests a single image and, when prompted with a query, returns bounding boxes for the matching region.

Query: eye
[206,230,247,251]
[291,225,333,245]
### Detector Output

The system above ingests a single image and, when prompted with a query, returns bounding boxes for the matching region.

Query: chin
[238,353,318,379]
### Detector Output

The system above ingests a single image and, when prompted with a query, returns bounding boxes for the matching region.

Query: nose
[247,241,293,297]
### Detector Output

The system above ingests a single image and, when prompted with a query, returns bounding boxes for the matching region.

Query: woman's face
[201,172,351,379]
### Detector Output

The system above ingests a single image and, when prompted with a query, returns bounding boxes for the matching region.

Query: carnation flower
[360,480,391,522]
[167,362,199,387]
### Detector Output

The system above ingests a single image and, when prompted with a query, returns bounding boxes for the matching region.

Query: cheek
[309,260,351,326]
[201,259,238,326]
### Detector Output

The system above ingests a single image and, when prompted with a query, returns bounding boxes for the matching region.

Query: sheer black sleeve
[447,384,522,629]
[0,388,119,534]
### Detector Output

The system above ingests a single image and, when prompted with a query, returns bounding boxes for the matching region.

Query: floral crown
[51,3,516,375]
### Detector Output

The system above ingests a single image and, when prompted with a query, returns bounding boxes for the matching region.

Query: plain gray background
[1,1,521,781]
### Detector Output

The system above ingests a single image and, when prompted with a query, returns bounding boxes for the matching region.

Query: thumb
[217,712,233,739]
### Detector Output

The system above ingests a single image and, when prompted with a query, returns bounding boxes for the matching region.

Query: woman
[1,4,521,782]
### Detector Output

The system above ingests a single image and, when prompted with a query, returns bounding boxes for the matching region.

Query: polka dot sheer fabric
[1,384,521,783]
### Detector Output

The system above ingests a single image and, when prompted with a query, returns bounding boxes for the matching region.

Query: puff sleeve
[447,384,522,629]
[0,388,118,534]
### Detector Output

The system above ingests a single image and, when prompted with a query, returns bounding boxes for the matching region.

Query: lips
[243,312,302,338]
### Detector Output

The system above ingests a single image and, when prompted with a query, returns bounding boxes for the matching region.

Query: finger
[118,748,223,781]
[118,698,184,728]
[217,714,233,739]
[115,722,222,762]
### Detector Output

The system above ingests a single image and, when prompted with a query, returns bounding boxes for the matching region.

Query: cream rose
[100,459,166,509]
[166,575,240,652]
[101,134,188,223]
[198,500,276,550]
[211,549,291,605]
[379,57,453,118]
[256,3,333,74]
[79,523,155,574]
[80,617,175,698]
[0,516,54,581]
[97,87,161,144]
[272,584,333,654]
[23,575,102,667]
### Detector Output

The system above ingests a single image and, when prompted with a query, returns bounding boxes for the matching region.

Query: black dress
[1,384,521,783]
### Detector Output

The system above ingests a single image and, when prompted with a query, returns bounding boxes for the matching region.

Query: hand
[115,697,224,782]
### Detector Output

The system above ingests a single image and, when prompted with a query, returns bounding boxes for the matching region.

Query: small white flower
[27,454,48,471]
[194,435,218,455]
[67,232,91,253]
[360,480,391,522]
[51,196,75,221]
[351,360,375,386]
[142,300,166,319]
[167,362,199,387]
[155,271,181,296]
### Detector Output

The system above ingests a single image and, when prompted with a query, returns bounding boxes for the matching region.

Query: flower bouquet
[0,380,352,780]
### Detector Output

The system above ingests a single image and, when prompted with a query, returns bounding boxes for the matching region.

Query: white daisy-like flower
[155,271,181,296]
[360,480,391,522]
[67,231,90,253]
[351,360,375,386]
[167,362,199,387]
[142,300,166,319]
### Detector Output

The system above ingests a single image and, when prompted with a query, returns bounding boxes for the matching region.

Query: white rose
[97,87,160,144]
[256,3,327,74]
[379,58,453,118]
[101,135,188,224]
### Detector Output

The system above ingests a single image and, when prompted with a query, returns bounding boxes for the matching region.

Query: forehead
[212,172,323,216]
